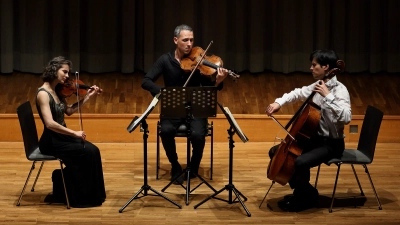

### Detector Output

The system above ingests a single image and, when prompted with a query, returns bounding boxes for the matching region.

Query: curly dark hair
[42,56,72,82]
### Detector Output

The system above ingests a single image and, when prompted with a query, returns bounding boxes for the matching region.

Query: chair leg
[329,163,342,213]
[16,161,37,206]
[210,123,213,180]
[259,181,275,208]
[363,164,383,210]
[156,123,160,180]
[314,164,321,189]
[351,164,365,196]
[59,160,70,209]
[31,161,45,192]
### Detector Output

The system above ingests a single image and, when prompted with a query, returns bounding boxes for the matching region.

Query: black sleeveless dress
[36,88,106,208]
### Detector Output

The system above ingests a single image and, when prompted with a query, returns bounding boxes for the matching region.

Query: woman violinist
[265,50,352,212]
[141,24,228,184]
[36,56,106,207]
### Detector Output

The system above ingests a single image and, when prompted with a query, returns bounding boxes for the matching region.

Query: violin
[56,78,102,98]
[181,46,240,80]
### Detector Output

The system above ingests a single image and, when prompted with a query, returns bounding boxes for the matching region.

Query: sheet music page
[128,93,160,132]
[224,107,249,143]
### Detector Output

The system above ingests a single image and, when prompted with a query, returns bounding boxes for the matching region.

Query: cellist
[265,49,352,212]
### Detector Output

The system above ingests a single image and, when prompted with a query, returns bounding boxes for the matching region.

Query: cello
[267,60,345,186]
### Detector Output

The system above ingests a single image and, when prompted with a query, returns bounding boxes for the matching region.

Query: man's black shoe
[189,172,197,179]
[283,194,294,200]
[183,171,197,180]
[278,196,299,212]
[278,194,318,212]
[184,172,197,180]
[171,164,183,185]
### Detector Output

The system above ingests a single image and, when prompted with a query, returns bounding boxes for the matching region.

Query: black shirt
[141,51,223,96]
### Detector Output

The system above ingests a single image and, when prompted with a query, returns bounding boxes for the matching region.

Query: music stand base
[121,117,181,213]
[162,167,217,206]
[194,183,251,217]
[119,184,182,213]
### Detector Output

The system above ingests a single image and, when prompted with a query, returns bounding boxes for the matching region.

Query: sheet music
[223,106,249,143]
[127,93,160,133]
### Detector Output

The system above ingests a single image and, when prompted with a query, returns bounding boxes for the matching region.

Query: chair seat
[27,147,57,161]
[326,149,372,165]
[175,124,188,137]
[175,123,212,137]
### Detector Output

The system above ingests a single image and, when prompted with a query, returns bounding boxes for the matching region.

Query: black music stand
[119,93,181,213]
[194,102,251,217]
[159,87,218,206]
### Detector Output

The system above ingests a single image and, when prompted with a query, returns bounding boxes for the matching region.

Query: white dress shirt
[274,76,352,139]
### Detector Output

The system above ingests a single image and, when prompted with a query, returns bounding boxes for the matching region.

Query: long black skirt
[40,132,106,208]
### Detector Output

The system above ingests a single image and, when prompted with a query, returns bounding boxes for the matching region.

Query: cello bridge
[275,136,286,144]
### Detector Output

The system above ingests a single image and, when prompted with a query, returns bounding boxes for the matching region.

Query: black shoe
[283,194,294,200]
[274,194,293,208]
[189,171,197,179]
[278,196,300,212]
[171,164,183,185]
[278,193,318,212]
[191,165,199,178]
[183,170,197,181]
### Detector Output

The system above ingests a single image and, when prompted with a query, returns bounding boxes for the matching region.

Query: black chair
[156,121,214,180]
[16,101,70,209]
[314,105,383,213]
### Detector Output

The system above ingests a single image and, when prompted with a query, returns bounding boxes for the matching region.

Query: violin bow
[183,40,214,87]
[74,71,85,148]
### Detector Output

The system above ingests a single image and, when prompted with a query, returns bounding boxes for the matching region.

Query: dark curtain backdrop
[0,0,399,74]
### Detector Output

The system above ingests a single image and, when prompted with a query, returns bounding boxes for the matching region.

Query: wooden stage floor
[1,71,399,224]
[1,142,399,225]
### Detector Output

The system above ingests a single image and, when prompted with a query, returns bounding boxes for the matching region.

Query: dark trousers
[160,117,207,172]
[269,136,344,194]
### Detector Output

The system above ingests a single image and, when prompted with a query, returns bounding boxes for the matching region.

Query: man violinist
[265,49,352,212]
[141,24,228,184]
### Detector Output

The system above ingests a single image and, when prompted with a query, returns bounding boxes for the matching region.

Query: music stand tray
[119,93,181,212]
[159,86,218,118]
[194,102,251,217]
[159,86,218,206]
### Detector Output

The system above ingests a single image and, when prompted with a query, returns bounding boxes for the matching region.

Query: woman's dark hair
[42,56,72,82]
[309,49,339,70]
